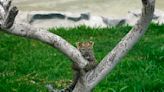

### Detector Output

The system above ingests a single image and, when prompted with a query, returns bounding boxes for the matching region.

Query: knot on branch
[142,0,155,6]
[142,0,148,5]
[0,0,18,29]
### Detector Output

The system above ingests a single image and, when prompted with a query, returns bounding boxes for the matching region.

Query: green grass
[0,24,164,92]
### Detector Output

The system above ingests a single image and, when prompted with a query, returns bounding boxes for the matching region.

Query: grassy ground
[0,24,164,92]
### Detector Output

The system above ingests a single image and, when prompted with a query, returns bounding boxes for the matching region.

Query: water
[13,0,164,18]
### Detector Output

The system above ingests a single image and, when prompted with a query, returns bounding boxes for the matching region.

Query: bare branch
[0,0,155,92]
[4,6,18,28]
[0,0,88,69]
[73,0,155,91]
[3,0,11,12]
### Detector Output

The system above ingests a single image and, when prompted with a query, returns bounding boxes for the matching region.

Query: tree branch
[0,0,155,92]
[0,0,88,69]
[73,0,155,91]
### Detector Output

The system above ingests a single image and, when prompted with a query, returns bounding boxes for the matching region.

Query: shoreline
[15,9,164,29]
[13,0,164,18]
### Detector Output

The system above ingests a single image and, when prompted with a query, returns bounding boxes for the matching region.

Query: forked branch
[72,0,155,91]
[0,0,155,92]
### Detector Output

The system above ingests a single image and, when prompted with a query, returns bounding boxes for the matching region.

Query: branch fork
[0,0,18,29]
[0,0,155,92]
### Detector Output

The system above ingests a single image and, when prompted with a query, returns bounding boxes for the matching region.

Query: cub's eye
[80,48,85,50]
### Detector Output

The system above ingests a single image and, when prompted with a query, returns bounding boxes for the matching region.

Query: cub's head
[76,41,95,60]
[76,41,94,49]
[76,41,94,54]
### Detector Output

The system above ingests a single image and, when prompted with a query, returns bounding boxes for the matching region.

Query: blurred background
[13,0,164,18]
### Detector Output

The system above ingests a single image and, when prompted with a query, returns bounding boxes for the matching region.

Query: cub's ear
[89,41,94,47]
[76,42,82,49]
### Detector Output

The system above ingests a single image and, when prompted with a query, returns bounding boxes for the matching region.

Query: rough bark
[0,0,155,92]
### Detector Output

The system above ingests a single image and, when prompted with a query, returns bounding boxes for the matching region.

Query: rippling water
[13,0,164,17]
